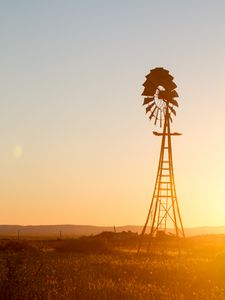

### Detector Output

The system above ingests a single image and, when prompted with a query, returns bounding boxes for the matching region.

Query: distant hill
[1,224,225,239]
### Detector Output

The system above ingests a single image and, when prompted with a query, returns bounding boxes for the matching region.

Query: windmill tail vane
[138,67,185,253]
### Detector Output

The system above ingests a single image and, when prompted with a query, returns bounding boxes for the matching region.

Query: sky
[0,0,225,227]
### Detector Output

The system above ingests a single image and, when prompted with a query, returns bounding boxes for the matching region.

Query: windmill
[138,67,185,253]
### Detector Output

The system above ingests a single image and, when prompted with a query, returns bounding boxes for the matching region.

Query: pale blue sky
[0,1,225,226]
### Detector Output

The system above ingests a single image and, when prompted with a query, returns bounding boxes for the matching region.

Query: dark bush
[0,240,39,253]
[53,236,110,253]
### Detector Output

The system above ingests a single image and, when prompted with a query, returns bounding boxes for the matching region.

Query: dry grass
[0,236,225,299]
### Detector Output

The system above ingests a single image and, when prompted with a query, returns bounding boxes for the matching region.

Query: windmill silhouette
[138,67,185,253]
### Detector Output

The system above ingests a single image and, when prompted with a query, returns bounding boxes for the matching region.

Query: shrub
[53,236,110,253]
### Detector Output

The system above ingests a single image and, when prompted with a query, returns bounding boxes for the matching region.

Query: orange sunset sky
[0,1,225,227]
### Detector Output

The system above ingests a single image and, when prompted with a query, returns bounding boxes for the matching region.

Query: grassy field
[0,235,225,300]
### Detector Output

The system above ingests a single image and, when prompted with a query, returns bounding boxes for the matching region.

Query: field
[1,234,225,300]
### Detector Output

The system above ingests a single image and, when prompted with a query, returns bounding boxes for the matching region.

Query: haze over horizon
[0,1,225,227]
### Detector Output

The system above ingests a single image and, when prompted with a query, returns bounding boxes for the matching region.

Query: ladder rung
[161,175,170,177]
[154,195,176,198]
[162,168,170,170]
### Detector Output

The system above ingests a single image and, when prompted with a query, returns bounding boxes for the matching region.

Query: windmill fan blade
[143,79,157,88]
[163,81,177,91]
[148,67,169,75]
[170,90,179,98]
[147,102,155,112]
[142,85,157,96]
[144,76,159,89]
[143,97,154,105]
[147,68,169,83]
[154,108,159,125]
[149,106,157,120]
[169,106,176,116]
[168,98,179,107]
[146,102,155,113]
[167,75,174,81]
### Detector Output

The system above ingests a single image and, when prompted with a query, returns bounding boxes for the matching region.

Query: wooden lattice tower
[138,67,185,253]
